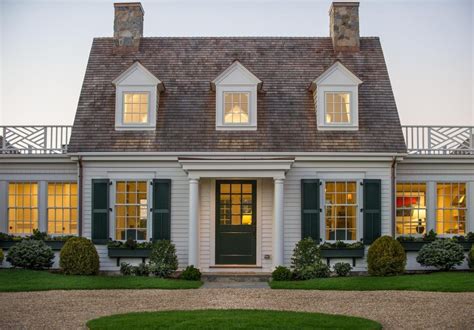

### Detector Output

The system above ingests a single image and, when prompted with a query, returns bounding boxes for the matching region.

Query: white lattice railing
[402,126,474,155]
[0,126,72,154]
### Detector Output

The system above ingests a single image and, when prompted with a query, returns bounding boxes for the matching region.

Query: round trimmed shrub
[416,239,465,271]
[6,240,54,269]
[149,240,178,278]
[271,266,292,281]
[367,236,406,276]
[333,262,352,277]
[469,246,474,269]
[180,265,202,281]
[60,237,99,275]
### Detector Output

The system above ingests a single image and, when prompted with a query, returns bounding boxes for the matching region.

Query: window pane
[324,181,357,241]
[396,183,427,235]
[435,182,466,235]
[123,93,149,124]
[223,92,250,124]
[325,92,350,124]
[115,180,148,241]
[8,182,39,235]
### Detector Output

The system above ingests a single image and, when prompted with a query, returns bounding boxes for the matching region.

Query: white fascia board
[311,61,362,90]
[179,158,295,172]
[211,61,262,90]
[112,61,163,90]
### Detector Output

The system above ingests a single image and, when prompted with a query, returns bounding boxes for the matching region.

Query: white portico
[179,157,294,271]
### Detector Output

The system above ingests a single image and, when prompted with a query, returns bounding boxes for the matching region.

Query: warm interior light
[224,105,249,124]
[242,214,252,225]
[411,209,426,220]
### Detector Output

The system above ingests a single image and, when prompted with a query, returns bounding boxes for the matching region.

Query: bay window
[325,181,357,241]
[396,183,427,235]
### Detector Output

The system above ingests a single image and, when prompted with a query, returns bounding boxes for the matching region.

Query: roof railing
[402,125,474,155]
[0,126,72,155]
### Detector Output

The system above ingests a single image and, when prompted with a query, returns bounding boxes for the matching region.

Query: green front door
[216,180,257,265]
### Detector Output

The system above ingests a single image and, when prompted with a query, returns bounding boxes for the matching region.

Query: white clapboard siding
[81,160,189,271]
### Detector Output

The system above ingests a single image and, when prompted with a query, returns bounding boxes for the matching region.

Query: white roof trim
[311,61,362,90]
[211,61,262,90]
[112,61,164,91]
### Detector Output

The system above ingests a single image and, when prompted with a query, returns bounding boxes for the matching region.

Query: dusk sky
[0,0,473,125]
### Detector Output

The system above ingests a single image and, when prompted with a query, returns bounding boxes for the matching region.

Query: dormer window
[112,61,163,131]
[311,61,362,131]
[212,61,262,130]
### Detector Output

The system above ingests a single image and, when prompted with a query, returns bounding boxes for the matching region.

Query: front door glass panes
[436,183,466,235]
[47,182,78,235]
[115,181,148,240]
[219,183,253,225]
[396,183,427,235]
[8,182,38,234]
[223,92,249,124]
[325,181,357,240]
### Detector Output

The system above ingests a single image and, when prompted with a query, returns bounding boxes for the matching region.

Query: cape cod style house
[1,2,473,272]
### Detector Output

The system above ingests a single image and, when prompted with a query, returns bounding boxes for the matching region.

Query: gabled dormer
[112,61,164,131]
[212,61,262,130]
[310,61,362,131]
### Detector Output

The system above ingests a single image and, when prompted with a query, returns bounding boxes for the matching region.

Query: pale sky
[0,0,473,125]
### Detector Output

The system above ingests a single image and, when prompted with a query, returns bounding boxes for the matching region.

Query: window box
[400,240,473,251]
[107,247,152,266]
[320,247,365,266]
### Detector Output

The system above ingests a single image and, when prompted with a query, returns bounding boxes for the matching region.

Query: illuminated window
[218,182,254,226]
[325,181,357,241]
[325,92,351,124]
[436,183,466,235]
[8,182,38,234]
[223,92,249,124]
[115,181,148,241]
[396,183,427,235]
[123,92,149,124]
[47,182,78,235]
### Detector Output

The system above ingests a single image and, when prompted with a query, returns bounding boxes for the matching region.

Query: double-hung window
[8,182,38,234]
[325,92,351,124]
[436,182,467,235]
[123,92,149,124]
[47,182,78,235]
[224,92,250,124]
[396,183,427,235]
[115,180,148,241]
[324,181,357,241]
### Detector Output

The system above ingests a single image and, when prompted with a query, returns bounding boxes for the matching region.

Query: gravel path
[1,289,473,329]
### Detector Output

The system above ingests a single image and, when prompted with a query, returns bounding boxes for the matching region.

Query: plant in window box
[319,241,365,260]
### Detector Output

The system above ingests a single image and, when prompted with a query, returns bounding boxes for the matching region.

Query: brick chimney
[114,2,144,50]
[329,2,360,52]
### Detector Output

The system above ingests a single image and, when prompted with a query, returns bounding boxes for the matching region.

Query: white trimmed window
[436,182,467,235]
[8,182,38,234]
[115,180,149,241]
[396,183,427,235]
[212,61,261,130]
[324,181,358,241]
[311,61,362,130]
[112,62,163,130]
[47,182,78,235]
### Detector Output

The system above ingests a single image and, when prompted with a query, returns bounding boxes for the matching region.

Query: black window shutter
[363,179,382,244]
[152,179,171,241]
[91,179,109,244]
[301,179,320,241]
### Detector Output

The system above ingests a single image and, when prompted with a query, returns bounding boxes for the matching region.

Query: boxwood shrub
[6,240,54,270]
[60,237,99,275]
[416,239,465,271]
[271,266,292,281]
[149,240,178,278]
[367,236,406,276]
[180,265,202,281]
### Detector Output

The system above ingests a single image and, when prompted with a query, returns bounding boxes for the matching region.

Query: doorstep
[202,272,271,283]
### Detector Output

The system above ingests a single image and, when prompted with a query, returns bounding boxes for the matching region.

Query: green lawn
[0,269,201,292]
[270,272,474,292]
[86,310,381,330]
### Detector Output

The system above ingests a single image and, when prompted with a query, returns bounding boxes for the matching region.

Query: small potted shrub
[416,240,465,271]
[6,240,54,270]
[149,240,178,278]
[60,237,100,275]
[333,262,352,277]
[271,266,292,281]
[180,265,202,281]
[367,236,406,276]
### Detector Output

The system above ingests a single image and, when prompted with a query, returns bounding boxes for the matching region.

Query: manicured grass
[270,272,474,292]
[0,269,201,292]
[86,310,382,330]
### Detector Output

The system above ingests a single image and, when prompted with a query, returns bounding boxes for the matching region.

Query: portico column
[273,178,285,268]
[188,178,199,267]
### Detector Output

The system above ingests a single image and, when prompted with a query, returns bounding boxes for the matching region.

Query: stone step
[202,272,271,283]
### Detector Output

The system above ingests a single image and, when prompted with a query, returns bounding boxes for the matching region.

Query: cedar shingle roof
[68,37,407,153]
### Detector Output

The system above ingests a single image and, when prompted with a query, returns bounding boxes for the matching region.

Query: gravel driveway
[1,289,473,329]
